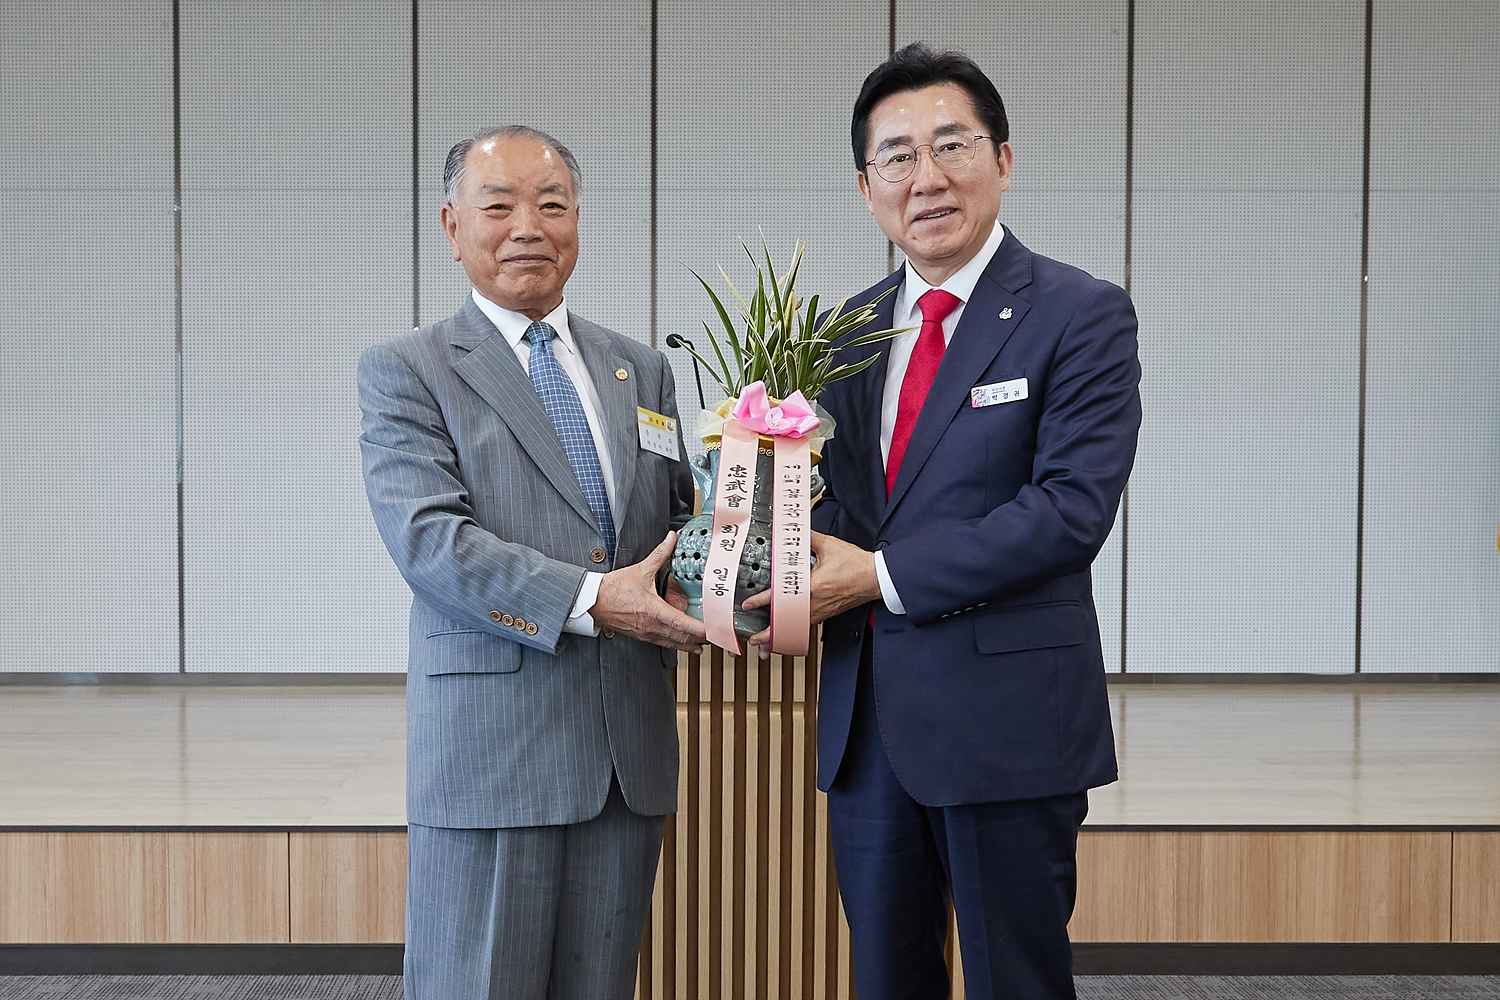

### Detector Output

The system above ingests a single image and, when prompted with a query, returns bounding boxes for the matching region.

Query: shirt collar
[898,219,1006,322]
[470,288,575,356]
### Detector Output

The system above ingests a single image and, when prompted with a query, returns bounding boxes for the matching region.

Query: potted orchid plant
[669,242,908,654]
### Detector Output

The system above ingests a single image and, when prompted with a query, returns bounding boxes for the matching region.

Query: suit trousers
[828,638,1088,1000]
[404,777,663,1000]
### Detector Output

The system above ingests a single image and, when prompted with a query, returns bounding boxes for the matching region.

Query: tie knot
[917,288,962,325]
[523,321,556,344]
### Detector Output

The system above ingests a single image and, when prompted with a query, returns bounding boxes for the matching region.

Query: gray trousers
[404,779,664,1000]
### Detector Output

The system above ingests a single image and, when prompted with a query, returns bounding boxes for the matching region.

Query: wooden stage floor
[3,680,1498,829]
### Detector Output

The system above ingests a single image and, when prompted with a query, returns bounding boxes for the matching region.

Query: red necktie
[886,288,961,496]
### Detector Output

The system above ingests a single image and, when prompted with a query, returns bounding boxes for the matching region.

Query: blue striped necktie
[523,321,616,562]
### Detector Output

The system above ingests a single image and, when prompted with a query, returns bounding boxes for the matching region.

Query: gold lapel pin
[998,307,1013,320]
[614,368,630,381]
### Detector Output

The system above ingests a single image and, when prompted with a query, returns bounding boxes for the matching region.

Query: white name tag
[637,406,679,460]
[970,377,1028,408]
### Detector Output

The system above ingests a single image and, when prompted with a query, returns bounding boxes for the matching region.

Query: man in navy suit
[748,43,1141,1000]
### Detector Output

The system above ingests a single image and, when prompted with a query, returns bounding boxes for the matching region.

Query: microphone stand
[664,333,708,411]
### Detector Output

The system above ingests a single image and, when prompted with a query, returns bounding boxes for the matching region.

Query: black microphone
[664,333,708,411]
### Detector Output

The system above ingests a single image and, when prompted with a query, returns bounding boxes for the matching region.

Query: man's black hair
[851,43,1009,171]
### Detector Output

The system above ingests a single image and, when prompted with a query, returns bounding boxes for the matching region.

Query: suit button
[514,617,528,630]
[501,613,515,627]
[489,610,502,622]
[525,622,538,636]
[590,546,607,564]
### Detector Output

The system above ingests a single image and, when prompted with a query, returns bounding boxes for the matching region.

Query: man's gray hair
[442,126,583,203]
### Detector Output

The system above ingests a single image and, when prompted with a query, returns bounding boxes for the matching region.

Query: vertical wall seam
[172,0,186,673]
[411,0,420,329]
[649,0,659,349]
[1355,0,1373,674]
[885,0,897,275]
[1119,0,1135,675]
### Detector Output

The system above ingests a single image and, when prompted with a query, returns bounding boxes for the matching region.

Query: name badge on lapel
[970,377,1028,408]
[637,406,680,460]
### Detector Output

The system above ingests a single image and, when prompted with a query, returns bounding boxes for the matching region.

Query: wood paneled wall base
[0,832,287,944]
[1454,833,1500,944]
[1072,831,1452,943]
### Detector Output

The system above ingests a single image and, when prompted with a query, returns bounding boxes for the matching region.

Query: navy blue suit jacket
[812,229,1142,805]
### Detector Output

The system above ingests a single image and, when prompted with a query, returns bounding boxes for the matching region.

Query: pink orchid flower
[731,381,821,439]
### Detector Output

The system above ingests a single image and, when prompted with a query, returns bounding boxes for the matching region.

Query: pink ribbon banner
[716,380,821,657]
[702,418,759,654]
[769,435,812,655]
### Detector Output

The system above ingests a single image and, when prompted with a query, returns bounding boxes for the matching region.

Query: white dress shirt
[872,220,1007,615]
[470,289,609,635]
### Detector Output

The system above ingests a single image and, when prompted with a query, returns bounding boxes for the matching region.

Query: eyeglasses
[865,135,995,183]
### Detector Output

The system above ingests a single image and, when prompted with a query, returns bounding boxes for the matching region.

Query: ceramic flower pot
[671,444,821,640]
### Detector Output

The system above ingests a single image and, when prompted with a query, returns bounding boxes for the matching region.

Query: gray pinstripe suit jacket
[359,295,693,829]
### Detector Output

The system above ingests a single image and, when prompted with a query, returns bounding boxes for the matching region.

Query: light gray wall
[1,2,178,672]
[1,1,1495,674]
[1127,0,1365,673]
[179,1,412,672]
[1362,1,1500,673]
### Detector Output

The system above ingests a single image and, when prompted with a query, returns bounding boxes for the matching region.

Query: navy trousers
[828,639,1088,1000]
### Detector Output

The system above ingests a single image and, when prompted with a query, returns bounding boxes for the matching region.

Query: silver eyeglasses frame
[865,135,996,183]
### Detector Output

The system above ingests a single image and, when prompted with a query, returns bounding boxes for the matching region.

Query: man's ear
[857,170,873,214]
[996,142,1014,192]
[440,202,461,261]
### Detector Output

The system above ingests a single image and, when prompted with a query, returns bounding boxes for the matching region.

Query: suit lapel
[845,271,905,516]
[449,297,597,530]
[571,314,639,534]
[881,234,1035,529]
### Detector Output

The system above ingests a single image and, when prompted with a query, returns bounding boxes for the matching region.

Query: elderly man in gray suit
[359,125,704,1000]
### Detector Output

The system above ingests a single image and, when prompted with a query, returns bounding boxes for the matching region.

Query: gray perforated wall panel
[1125,1,1364,673]
[1361,1,1500,673]
[5,4,1494,675]
[0,2,178,672]
[179,2,412,671]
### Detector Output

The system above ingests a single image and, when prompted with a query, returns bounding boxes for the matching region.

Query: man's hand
[664,575,692,614]
[593,531,707,652]
[743,531,880,653]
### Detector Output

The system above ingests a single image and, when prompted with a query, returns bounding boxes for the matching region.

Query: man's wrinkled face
[858,83,1012,284]
[442,137,579,319]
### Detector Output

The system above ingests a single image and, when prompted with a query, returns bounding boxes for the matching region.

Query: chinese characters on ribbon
[769,438,811,655]
[701,420,758,654]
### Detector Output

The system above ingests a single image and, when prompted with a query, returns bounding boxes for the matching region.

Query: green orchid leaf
[701,320,737,395]
[837,325,913,351]
[820,352,884,385]
[690,267,745,382]
[679,339,735,396]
